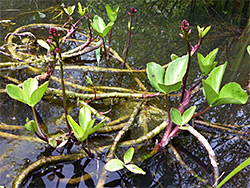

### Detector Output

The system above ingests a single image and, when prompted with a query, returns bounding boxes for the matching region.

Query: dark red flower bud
[131,7,136,13]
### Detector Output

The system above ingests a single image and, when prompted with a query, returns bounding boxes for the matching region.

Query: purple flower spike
[181,20,189,32]
[55,48,59,52]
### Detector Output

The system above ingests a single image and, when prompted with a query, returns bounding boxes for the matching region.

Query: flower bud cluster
[128,7,136,16]
[179,20,191,39]
[47,27,61,53]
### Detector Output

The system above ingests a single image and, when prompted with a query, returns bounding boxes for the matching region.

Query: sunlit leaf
[24,119,37,133]
[6,84,29,105]
[146,62,165,93]
[81,119,96,141]
[67,115,84,141]
[125,164,146,175]
[123,147,134,164]
[102,22,114,37]
[212,82,248,106]
[182,106,196,125]
[23,78,38,98]
[95,41,102,64]
[92,15,106,37]
[105,159,124,172]
[170,108,182,126]
[170,54,179,61]
[202,79,219,106]
[79,106,92,131]
[202,26,211,38]
[30,81,49,107]
[178,126,189,130]
[78,2,85,16]
[105,4,119,22]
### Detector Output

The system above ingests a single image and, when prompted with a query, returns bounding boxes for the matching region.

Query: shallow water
[0,0,250,187]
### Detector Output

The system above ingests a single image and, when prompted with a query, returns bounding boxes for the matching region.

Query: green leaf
[37,39,50,51]
[202,79,219,106]
[78,2,85,16]
[158,82,182,94]
[102,22,114,37]
[170,108,182,126]
[146,62,165,93]
[202,26,211,38]
[67,115,84,141]
[30,81,49,107]
[247,45,250,55]
[6,84,29,105]
[205,63,227,93]
[95,41,102,64]
[90,120,105,134]
[48,138,57,148]
[92,15,106,37]
[105,4,119,22]
[197,48,219,76]
[105,159,124,172]
[197,25,203,38]
[182,106,196,125]
[24,119,37,133]
[212,82,248,106]
[170,54,179,61]
[64,5,75,16]
[23,78,38,98]
[81,119,96,141]
[164,55,188,86]
[123,147,134,164]
[216,157,250,188]
[125,164,146,175]
[86,75,93,85]
[79,106,92,130]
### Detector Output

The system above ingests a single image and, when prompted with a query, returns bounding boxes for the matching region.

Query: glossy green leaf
[197,48,219,76]
[23,78,38,98]
[105,4,119,22]
[24,119,37,133]
[212,82,248,106]
[123,147,134,164]
[90,120,105,134]
[37,39,50,51]
[170,108,182,126]
[125,164,146,175]
[202,26,211,38]
[182,106,196,125]
[105,159,124,172]
[202,79,219,106]
[205,63,227,93]
[67,115,84,141]
[6,84,29,104]
[247,45,250,55]
[216,157,250,188]
[30,81,49,107]
[146,62,165,93]
[64,5,75,16]
[79,106,92,130]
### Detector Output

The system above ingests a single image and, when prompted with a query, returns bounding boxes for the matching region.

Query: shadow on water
[0,0,250,187]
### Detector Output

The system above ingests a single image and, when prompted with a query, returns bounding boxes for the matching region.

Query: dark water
[0,0,250,187]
